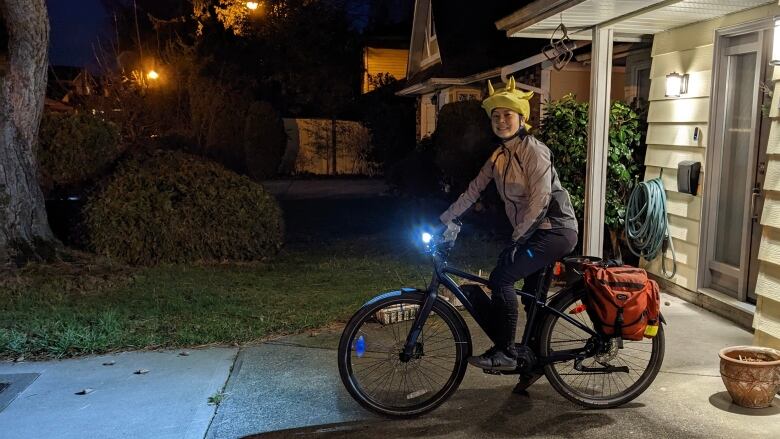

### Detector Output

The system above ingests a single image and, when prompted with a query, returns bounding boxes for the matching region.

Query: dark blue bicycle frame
[401,246,599,365]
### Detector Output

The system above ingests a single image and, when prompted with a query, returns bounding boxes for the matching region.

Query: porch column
[584,26,613,258]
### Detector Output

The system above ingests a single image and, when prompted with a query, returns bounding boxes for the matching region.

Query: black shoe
[467,348,517,371]
[512,373,542,394]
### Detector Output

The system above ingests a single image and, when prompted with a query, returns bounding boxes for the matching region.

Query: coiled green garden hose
[625,177,677,278]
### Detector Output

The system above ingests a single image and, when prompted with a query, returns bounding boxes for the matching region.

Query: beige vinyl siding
[644,145,706,169]
[665,191,702,221]
[647,98,710,123]
[755,59,780,348]
[641,24,713,292]
[646,123,707,147]
[362,47,409,93]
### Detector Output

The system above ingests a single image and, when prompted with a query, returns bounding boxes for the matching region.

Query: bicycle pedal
[482,368,503,375]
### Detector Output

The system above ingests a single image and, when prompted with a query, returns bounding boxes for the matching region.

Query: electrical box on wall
[677,161,701,195]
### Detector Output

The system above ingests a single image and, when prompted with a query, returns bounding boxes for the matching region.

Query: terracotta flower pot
[718,346,780,409]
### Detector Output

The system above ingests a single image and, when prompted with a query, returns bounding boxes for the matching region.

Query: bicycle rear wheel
[337,291,470,417]
[540,288,665,408]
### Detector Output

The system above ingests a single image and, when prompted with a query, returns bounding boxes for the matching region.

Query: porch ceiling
[498,0,775,41]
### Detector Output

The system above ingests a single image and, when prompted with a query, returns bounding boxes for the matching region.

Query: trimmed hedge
[85,150,284,265]
[37,112,121,193]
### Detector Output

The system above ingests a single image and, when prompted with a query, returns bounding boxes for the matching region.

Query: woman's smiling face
[491,108,522,139]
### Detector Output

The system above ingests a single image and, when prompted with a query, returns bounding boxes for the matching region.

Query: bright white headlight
[421,232,433,244]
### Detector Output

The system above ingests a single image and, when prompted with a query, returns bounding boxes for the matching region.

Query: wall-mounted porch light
[771,17,780,66]
[665,72,689,98]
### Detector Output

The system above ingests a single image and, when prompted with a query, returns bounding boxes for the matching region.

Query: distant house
[362,37,409,93]
[47,66,100,103]
[399,0,649,140]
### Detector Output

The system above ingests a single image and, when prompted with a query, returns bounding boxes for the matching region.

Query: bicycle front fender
[362,287,423,307]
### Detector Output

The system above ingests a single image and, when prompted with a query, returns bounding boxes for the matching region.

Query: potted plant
[718,346,780,408]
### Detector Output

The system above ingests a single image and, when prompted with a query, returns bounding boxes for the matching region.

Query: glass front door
[706,28,770,302]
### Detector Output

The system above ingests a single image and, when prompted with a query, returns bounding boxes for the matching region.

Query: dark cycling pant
[485,228,578,354]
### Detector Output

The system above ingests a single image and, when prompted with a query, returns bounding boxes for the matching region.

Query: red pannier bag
[582,265,661,341]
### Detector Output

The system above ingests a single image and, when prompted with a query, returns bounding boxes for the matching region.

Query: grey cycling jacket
[439,134,578,243]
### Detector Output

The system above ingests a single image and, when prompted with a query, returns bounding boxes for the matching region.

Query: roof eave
[495,0,586,34]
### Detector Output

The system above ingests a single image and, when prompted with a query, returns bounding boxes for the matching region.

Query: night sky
[47,0,108,67]
[46,0,408,67]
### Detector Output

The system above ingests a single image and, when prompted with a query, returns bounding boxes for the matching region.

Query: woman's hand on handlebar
[441,219,461,242]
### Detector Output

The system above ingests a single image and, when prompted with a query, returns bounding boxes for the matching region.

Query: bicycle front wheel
[337,291,470,417]
[540,288,665,408]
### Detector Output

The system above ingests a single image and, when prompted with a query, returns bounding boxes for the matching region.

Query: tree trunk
[0,0,58,265]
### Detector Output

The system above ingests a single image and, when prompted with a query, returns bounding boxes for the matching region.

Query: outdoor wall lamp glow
[146,70,159,80]
[665,72,689,98]
[771,17,780,66]
[246,1,259,10]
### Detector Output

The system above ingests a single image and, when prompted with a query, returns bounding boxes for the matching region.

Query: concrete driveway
[208,294,778,439]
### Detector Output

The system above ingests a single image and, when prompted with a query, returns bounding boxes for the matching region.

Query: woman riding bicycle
[439,77,579,372]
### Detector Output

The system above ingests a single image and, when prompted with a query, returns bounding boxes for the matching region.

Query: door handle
[751,187,761,221]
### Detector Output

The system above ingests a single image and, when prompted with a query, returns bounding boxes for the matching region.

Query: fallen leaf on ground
[14,356,25,363]
[102,360,116,366]
[75,388,94,395]
[179,351,190,356]
[134,369,150,375]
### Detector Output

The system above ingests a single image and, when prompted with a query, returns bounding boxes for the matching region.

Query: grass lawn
[1,197,507,359]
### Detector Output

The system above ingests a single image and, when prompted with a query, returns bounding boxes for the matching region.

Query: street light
[246,1,259,10]
[147,70,160,80]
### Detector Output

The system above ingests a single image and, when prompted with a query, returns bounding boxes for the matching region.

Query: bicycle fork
[400,273,441,362]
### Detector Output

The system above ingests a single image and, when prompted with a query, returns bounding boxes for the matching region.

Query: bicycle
[337,227,666,417]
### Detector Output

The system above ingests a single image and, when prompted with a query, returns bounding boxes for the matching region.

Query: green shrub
[37,112,121,193]
[537,95,644,256]
[537,96,589,220]
[243,101,287,180]
[433,101,495,195]
[85,150,284,265]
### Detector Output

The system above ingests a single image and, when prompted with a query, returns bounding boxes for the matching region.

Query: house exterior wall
[362,48,409,93]
[643,3,780,347]
[420,92,438,138]
[756,59,780,349]
[548,68,626,102]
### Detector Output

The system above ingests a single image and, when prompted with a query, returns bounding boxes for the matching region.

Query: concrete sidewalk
[0,348,237,439]
[1,294,778,439]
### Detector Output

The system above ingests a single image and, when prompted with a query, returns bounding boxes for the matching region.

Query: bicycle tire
[337,291,470,417]
[540,288,665,408]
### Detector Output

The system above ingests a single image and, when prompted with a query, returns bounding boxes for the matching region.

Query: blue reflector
[356,335,365,358]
